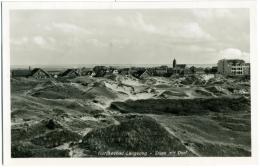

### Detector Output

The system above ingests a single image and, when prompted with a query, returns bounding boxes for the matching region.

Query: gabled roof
[131,68,146,78]
[140,69,153,78]
[31,68,50,77]
[145,69,154,75]
[59,69,80,77]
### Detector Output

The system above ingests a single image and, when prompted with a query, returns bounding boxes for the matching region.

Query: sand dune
[11,74,251,157]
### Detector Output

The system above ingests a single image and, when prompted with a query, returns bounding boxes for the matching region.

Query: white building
[217,59,250,76]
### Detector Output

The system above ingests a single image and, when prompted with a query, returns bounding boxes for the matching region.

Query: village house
[217,59,250,76]
[93,66,108,77]
[30,68,50,79]
[119,68,130,76]
[139,69,153,79]
[154,66,168,76]
[130,67,146,78]
[59,68,81,78]
[80,67,93,76]
[163,68,174,77]
[173,64,187,75]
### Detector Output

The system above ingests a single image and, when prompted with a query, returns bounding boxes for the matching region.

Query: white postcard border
[1,0,258,167]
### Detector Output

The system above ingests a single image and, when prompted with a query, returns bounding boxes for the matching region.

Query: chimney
[29,66,31,71]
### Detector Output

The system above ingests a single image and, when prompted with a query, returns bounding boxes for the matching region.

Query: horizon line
[11,63,217,66]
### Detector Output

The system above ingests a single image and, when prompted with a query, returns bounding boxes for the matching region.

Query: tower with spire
[173,58,176,68]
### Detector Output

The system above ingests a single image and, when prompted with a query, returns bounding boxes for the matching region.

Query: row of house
[11,67,79,79]
[12,58,223,79]
[11,65,204,79]
[11,66,119,79]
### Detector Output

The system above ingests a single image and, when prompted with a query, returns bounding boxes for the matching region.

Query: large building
[217,59,250,76]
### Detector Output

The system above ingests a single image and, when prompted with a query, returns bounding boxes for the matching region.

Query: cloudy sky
[10,9,250,66]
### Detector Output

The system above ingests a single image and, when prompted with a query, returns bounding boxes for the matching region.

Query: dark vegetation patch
[11,97,44,109]
[110,97,250,115]
[31,129,81,148]
[217,121,250,132]
[211,113,251,132]
[12,142,70,158]
[211,115,250,125]
[30,84,85,99]
[11,78,39,93]
[80,115,194,157]
[192,142,251,156]
[31,91,67,99]
[11,119,62,142]
[11,109,45,120]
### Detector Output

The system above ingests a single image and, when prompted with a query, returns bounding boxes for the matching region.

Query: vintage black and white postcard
[1,0,259,167]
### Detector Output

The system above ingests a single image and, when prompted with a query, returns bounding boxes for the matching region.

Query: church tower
[173,58,176,68]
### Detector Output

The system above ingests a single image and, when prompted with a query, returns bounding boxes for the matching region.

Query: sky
[10,9,250,66]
